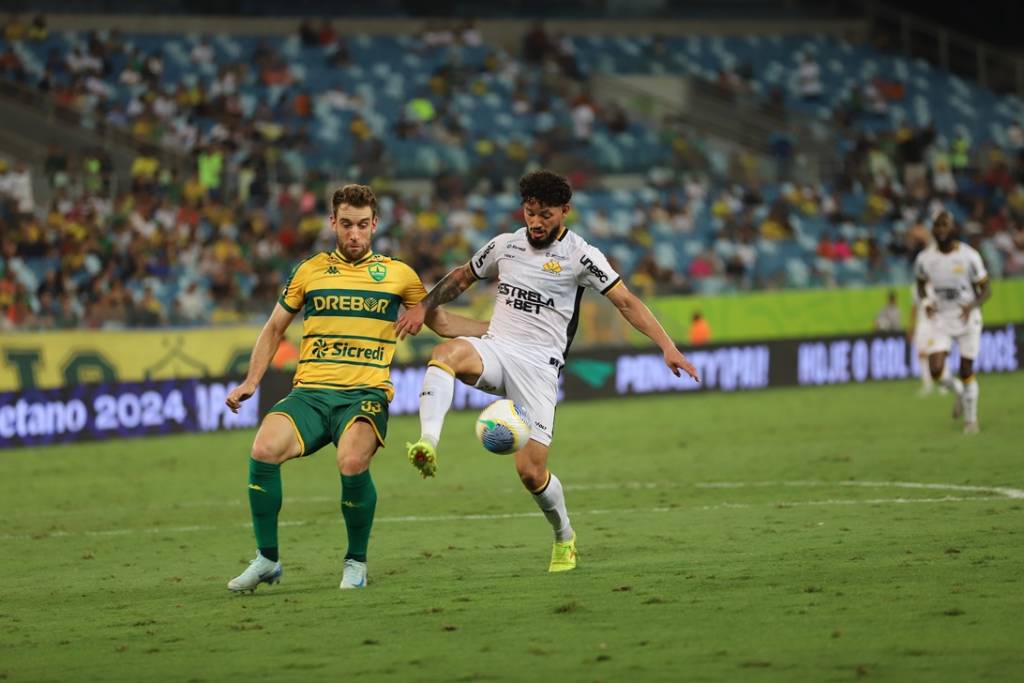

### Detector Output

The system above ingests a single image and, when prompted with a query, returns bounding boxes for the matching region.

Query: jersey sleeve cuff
[468,260,481,280]
[601,276,623,295]
[278,296,298,313]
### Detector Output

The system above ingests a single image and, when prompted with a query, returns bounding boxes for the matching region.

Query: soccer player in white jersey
[394,170,700,572]
[913,211,991,433]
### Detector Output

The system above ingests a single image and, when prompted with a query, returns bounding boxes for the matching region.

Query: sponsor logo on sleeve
[579,255,608,282]
[475,241,496,268]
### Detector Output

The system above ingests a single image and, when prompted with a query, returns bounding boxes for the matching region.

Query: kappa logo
[543,260,562,274]
[325,265,341,275]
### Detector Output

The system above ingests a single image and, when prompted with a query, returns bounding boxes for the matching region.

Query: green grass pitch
[3,374,1023,682]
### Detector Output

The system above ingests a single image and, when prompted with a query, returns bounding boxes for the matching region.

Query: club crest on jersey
[543,260,562,274]
[368,263,387,282]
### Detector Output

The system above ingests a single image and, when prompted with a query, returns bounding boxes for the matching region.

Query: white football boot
[339,559,367,589]
[227,553,283,592]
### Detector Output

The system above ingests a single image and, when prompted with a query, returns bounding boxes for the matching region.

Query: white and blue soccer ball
[475,399,531,455]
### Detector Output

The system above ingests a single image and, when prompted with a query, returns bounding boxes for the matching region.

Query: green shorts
[268,388,389,457]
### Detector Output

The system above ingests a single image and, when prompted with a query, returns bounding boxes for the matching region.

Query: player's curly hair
[331,184,377,217]
[519,170,572,208]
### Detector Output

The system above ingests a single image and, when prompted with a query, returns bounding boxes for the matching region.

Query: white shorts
[912,311,934,355]
[460,335,559,446]
[921,311,982,360]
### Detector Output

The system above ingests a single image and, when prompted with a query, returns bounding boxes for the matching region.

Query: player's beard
[526,226,559,249]
[339,241,370,261]
[935,235,955,252]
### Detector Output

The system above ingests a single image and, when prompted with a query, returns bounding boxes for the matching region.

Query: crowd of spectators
[2,15,1024,332]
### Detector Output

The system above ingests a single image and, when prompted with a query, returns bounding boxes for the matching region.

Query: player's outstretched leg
[408,359,456,478]
[948,377,965,420]
[229,457,284,592]
[917,354,934,396]
[516,442,577,572]
[930,352,963,418]
[533,472,577,572]
[962,373,980,434]
[339,470,375,589]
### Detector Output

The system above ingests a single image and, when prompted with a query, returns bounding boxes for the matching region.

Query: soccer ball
[475,399,531,455]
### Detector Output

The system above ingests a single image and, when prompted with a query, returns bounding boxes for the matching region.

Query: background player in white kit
[395,170,700,572]
[913,211,991,433]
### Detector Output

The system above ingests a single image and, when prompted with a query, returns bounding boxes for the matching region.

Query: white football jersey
[913,242,988,314]
[469,227,621,366]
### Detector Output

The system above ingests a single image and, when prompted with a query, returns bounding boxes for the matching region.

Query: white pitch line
[3,492,1016,541]
[695,480,1024,499]
[169,479,1023,509]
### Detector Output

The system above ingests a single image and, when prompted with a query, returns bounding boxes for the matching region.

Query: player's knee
[516,462,546,491]
[431,340,461,365]
[251,439,287,464]
[337,451,372,476]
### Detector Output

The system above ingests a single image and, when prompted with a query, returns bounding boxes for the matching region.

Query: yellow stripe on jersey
[279,251,426,400]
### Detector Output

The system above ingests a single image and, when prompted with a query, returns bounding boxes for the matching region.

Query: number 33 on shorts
[360,400,382,415]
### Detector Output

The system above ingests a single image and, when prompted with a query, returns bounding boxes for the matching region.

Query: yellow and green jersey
[278,249,426,401]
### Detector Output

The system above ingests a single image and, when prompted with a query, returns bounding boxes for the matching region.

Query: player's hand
[396,303,428,340]
[959,303,973,323]
[225,381,257,414]
[924,303,937,319]
[665,347,700,382]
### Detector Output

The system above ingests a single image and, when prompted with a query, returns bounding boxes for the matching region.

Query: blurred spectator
[795,53,822,101]
[874,291,902,331]
[190,36,214,66]
[522,21,550,64]
[3,14,25,42]
[570,97,595,146]
[298,19,318,47]
[27,14,47,42]
[0,161,34,215]
[689,311,712,345]
[688,249,718,280]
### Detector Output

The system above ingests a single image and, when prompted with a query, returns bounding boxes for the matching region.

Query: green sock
[341,470,377,562]
[248,458,282,557]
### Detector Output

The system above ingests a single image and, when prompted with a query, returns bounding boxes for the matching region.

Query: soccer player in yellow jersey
[224,184,487,592]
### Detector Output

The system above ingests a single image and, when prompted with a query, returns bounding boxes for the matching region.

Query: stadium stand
[1,15,1023,331]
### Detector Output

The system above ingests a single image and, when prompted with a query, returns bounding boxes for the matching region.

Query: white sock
[963,377,979,423]
[532,472,574,541]
[419,363,455,447]
[919,356,933,391]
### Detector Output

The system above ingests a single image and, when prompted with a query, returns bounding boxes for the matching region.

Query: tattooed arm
[396,264,478,340]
